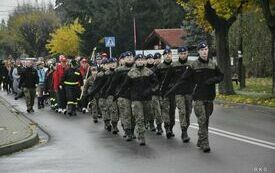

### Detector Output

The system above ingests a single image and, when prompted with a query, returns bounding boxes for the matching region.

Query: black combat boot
[156,124,163,135]
[131,128,136,139]
[201,145,211,153]
[111,121,119,134]
[125,129,132,142]
[104,120,112,131]
[164,123,172,139]
[138,135,146,146]
[197,138,202,148]
[181,127,190,143]
[37,97,42,109]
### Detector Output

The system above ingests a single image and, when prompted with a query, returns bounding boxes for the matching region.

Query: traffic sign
[105,37,115,47]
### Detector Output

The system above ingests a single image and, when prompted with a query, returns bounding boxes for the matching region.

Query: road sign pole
[109,47,112,58]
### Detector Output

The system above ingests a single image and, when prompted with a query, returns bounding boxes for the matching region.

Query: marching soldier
[60,60,83,116]
[162,46,195,143]
[103,58,119,134]
[79,57,91,113]
[145,54,157,132]
[168,42,224,152]
[88,59,110,130]
[112,52,135,141]
[157,48,176,139]
[118,54,158,145]
[152,52,163,135]
[83,62,98,122]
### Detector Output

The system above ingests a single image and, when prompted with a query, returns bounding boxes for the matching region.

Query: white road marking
[175,119,275,150]
[191,123,275,147]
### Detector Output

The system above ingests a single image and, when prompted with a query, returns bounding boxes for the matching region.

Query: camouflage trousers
[117,97,133,130]
[175,94,192,129]
[151,95,162,125]
[131,100,153,138]
[89,98,98,120]
[160,95,176,127]
[194,100,214,147]
[95,96,102,116]
[106,96,119,123]
[23,88,36,110]
[98,98,108,121]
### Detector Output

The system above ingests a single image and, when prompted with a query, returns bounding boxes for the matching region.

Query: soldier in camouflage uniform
[145,54,156,132]
[83,63,98,123]
[118,54,158,145]
[157,48,176,139]
[151,53,163,135]
[88,59,111,131]
[103,58,119,134]
[171,42,224,152]
[113,52,135,141]
[163,46,195,143]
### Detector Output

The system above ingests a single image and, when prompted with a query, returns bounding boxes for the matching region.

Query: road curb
[215,99,275,115]
[0,129,39,156]
[0,96,39,156]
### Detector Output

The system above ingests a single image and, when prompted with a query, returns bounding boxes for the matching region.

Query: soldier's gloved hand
[59,85,63,89]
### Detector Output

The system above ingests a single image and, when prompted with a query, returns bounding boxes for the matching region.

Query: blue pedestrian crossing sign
[105,37,115,47]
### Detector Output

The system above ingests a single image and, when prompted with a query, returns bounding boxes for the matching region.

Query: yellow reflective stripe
[74,72,80,75]
[64,81,79,85]
[67,101,78,105]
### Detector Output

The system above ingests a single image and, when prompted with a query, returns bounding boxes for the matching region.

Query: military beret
[163,48,172,55]
[108,57,117,63]
[178,46,188,53]
[125,51,133,57]
[154,52,162,59]
[135,54,144,61]
[197,42,208,50]
[146,54,154,59]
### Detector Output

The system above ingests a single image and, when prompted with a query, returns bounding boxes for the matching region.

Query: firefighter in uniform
[55,55,69,114]
[61,60,83,116]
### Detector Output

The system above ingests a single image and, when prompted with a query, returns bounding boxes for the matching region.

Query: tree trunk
[272,31,275,96]
[215,27,235,95]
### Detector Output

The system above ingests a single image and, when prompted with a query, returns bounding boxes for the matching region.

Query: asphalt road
[0,92,274,173]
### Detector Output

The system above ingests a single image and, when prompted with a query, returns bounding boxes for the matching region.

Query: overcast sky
[0,0,55,22]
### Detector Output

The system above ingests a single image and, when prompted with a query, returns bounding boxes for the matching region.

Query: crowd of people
[0,41,224,152]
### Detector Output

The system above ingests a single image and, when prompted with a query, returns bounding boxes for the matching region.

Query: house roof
[144,28,186,48]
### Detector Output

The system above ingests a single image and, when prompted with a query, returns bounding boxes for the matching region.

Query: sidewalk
[0,95,39,156]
